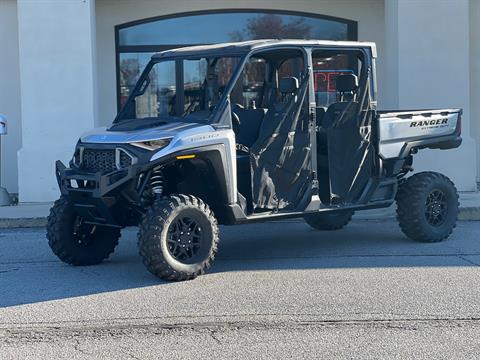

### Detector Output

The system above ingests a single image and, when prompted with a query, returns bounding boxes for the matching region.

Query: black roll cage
[114,44,376,126]
[114,53,248,124]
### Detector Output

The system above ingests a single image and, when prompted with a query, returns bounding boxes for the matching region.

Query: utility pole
[0,114,10,206]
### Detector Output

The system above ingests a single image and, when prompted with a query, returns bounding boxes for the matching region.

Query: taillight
[455,114,462,136]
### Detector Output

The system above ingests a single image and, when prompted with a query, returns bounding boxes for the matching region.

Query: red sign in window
[314,70,353,92]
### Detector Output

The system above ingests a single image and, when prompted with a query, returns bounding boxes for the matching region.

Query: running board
[232,200,394,225]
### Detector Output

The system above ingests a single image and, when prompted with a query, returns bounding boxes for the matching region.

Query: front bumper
[54,143,209,226]
[55,160,140,226]
[55,160,138,198]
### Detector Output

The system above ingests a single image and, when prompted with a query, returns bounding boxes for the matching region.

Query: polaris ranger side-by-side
[47,40,462,281]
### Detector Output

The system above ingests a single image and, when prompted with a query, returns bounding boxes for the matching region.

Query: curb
[458,207,480,221]
[0,207,479,229]
[0,218,47,229]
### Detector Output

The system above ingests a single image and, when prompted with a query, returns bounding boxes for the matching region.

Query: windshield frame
[114,53,248,124]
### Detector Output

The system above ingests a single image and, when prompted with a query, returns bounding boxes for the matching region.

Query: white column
[17,0,97,202]
[0,0,22,195]
[384,0,477,191]
[471,0,480,182]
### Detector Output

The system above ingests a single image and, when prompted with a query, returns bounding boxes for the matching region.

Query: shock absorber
[150,167,165,196]
[140,166,167,207]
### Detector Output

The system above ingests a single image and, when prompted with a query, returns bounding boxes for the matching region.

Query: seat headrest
[279,77,299,94]
[336,74,358,93]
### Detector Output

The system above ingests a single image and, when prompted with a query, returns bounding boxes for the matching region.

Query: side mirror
[0,114,7,135]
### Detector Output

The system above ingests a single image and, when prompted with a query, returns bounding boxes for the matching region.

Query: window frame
[115,55,244,122]
[311,48,364,108]
[310,46,374,106]
[115,9,358,111]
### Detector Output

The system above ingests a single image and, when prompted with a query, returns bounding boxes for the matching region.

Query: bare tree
[230,14,312,41]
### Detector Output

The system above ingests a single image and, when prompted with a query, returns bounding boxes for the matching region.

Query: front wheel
[396,172,459,242]
[137,194,219,282]
[46,197,121,265]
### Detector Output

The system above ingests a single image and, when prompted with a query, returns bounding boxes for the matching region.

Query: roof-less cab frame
[48,40,462,281]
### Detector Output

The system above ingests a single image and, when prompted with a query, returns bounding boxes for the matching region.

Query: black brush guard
[55,160,139,227]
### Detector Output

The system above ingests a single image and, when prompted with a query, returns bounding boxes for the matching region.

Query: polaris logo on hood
[410,118,449,127]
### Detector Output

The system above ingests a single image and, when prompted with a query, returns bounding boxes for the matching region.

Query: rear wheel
[396,172,458,242]
[46,197,121,265]
[304,210,354,231]
[138,194,219,281]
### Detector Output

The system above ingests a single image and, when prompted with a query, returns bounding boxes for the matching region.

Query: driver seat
[233,104,267,149]
[236,76,301,213]
[234,105,266,214]
[234,104,266,210]
[254,76,299,144]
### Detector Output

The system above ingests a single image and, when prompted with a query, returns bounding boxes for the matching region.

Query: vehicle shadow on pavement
[0,227,158,308]
[0,220,477,307]
[211,220,477,273]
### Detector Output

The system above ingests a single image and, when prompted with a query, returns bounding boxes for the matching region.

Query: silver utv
[47,40,462,281]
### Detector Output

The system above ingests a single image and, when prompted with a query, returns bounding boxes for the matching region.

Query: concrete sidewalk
[0,202,52,228]
[356,191,480,221]
[0,192,479,228]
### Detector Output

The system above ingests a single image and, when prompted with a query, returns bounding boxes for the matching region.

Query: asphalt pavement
[1,219,480,359]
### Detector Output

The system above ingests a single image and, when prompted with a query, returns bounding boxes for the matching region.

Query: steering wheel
[231,103,242,135]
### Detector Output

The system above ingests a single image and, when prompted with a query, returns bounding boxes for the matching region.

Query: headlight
[72,148,81,167]
[131,138,172,151]
[72,141,83,167]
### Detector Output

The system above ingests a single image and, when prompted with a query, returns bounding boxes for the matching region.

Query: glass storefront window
[230,58,267,108]
[312,51,362,107]
[118,12,350,46]
[116,10,357,109]
[123,56,241,120]
[119,52,154,107]
[183,57,239,115]
[134,60,176,118]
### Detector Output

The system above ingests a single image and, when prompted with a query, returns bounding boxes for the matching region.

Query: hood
[80,121,207,144]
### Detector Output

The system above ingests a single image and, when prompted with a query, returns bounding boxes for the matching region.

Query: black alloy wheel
[167,215,206,263]
[424,189,448,227]
[396,172,458,242]
[138,194,219,281]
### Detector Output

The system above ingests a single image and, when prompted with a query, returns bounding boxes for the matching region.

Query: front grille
[82,149,117,173]
[79,148,134,173]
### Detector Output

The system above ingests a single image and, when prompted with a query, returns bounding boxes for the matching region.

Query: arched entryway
[115,9,357,109]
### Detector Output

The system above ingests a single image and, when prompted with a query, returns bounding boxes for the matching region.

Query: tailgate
[377,108,462,159]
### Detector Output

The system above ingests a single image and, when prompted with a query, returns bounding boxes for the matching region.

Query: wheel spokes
[166,216,205,262]
[425,189,448,226]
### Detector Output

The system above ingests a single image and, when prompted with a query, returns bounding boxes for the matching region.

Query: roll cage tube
[198,46,310,128]
[115,61,154,123]
[216,46,311,123]
[114,54,248,125]
[114,45,375,125]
